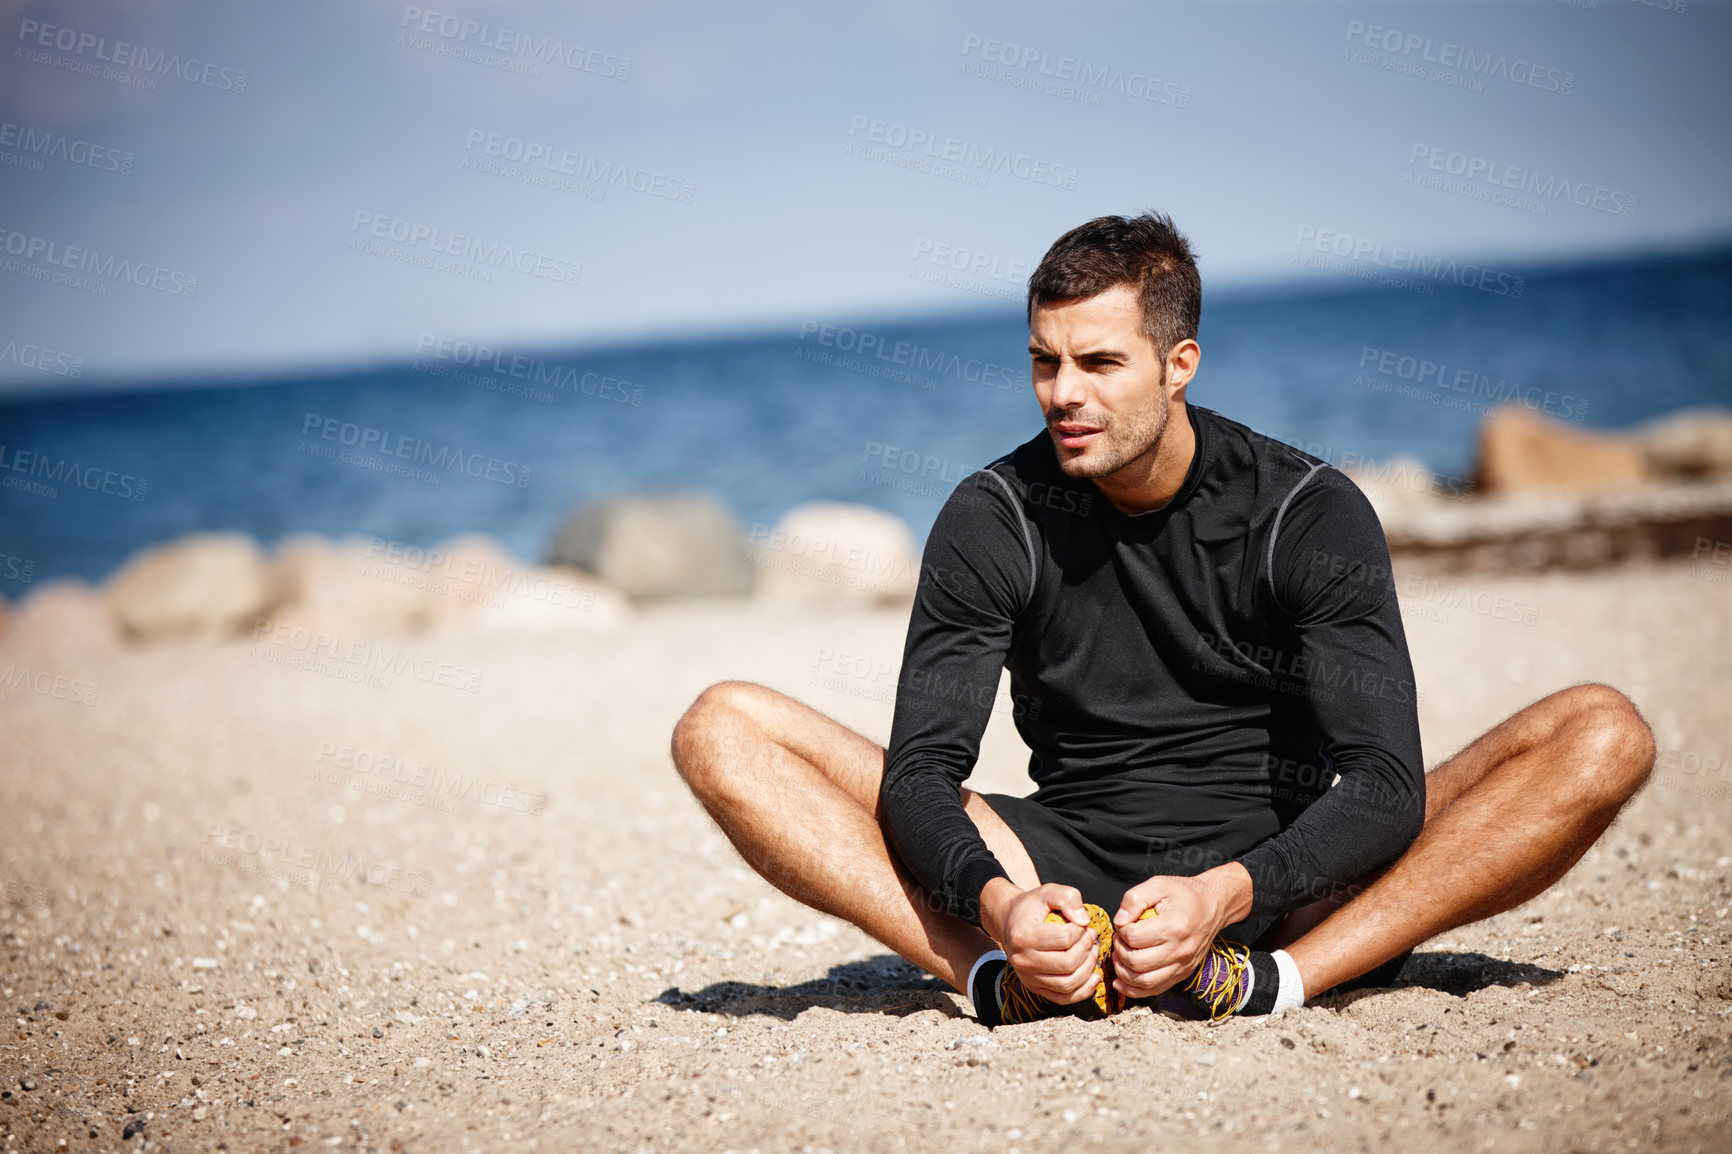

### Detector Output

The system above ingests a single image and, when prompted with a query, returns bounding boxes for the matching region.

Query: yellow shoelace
[998,964,1054,1024]
[1180,938,1252,1021]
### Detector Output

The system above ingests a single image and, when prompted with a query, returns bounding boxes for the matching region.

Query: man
[670,212,1655,1027]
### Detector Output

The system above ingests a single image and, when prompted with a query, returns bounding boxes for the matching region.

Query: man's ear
[1166,338,1201,392]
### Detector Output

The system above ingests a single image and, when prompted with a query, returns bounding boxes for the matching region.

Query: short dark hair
[1026,212,1201,358]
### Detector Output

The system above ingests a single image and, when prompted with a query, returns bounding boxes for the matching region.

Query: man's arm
[1113,466,1426,996]
[1233,466,1428,924]
[880,467,1035,931]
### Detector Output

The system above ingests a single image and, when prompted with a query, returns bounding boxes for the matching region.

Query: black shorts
[977,791,1414,991]
[978,790,1287,947]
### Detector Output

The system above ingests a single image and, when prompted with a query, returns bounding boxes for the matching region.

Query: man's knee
[670,680,773,785]
[1553,683,1656,805]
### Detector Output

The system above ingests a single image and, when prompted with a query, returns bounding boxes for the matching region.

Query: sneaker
[1173,936,1253,1021]
[978,902,1116,1026]
[1117,909,1256,1022]
[1114,907,1193,1019]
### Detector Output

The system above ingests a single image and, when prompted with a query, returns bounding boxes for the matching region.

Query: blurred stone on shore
[268,534,433,636]
[1473,405,1653,495]
[106,531,273,643]
[749,500,920,607]
[259,533,629,641]
[8,494,919,655]
[1633,406,1732,479]
[2,579,118,665]
[1350,404,1732,574]
[416,533,629,635]
[548,489,756,602]
[0,530,636,655]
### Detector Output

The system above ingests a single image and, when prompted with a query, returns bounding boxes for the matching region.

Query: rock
[1473,406,1653,495]
[267,535,433,636]
[421,535,630,634]
[1632,406,1732,479]
[548,490,755,601]
[749,501,919,606]
[107,532,272,643]
[0,580,119,665]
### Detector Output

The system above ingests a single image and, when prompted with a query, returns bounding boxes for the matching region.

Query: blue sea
[2,250,1729,594]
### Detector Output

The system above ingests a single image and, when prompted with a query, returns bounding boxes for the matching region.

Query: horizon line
[4,236,1729,406]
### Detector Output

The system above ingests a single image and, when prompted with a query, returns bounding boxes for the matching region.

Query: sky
[1,0,1728,393]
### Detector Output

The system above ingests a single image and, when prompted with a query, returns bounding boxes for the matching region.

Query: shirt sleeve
[1234,465,1427,924]
[879,467,1036,930]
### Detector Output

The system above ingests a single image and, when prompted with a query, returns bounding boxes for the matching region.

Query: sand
[0,556,1728,1153]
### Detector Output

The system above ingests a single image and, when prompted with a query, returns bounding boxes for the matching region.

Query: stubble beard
[1052,363,1170,480]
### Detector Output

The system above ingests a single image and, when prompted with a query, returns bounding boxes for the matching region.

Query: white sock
[1271,949,1306,1014]
[967,949,1007,1012]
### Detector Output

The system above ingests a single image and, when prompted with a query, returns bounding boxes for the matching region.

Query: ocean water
[2,250,1729,594]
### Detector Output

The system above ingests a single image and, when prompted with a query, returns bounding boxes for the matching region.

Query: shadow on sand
[651,949,1568,1020]
[653,955,960,1021]
[1375,949,1567,997]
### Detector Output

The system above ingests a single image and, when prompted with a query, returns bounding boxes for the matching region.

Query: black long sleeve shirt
[878,403,1426,933]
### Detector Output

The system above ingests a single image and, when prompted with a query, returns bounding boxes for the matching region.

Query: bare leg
[1275,683,1655,997]
[669,680,1042,994]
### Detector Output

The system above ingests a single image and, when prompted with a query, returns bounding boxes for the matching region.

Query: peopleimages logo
[0,338,83,378]
[0,120,134,175]
[1356,345,1588,422]
[1342,21,1574,95]
[795,320,1024,391]
[461,129,694,204]
[0,228,199,297]
[204,825,433,897]
[0,443,148,501]
[412,333,644,406]
[251,618,484,694]
[349,211,581,286]
[910,238,1029,284]
[907,237,1029,303]
[360,536,598,612]
[1294,226,1524,298]
[16,18,249,92]
[959,34,1192,108]
[1407,145,1637,219]
[299,413,532,488]
[845,115,1079,190]
[0,663,99,707]
[398,6,629,79]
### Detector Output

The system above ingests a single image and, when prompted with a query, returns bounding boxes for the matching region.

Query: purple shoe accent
[1180,939,1252,1019]
[1190,946,1239,991]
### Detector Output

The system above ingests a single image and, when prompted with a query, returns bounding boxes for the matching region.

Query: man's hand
[1109,863,1253,1000]
[979,879,1102,1006]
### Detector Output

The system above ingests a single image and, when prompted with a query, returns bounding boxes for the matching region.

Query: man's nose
[1049,360,1090,409]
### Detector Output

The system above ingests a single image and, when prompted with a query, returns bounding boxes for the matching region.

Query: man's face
[1028,283,1170,480]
